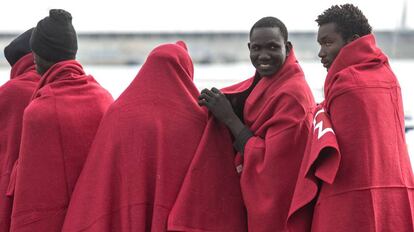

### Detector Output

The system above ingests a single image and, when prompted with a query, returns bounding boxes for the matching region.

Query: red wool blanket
[8,60,113,232]
[0,53,40,231]
[290,34,414,231]
[221,50,315,231]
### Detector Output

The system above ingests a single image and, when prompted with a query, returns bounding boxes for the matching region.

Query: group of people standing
[0,3,412,232]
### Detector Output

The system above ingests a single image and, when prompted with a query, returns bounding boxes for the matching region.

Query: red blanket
[221,50,315,231]
[0,53,40,231]
[306,34,413,231]
[167,116,247,231]
[62,42,232,231]
[287,104,341,231]
[8,60,113,232]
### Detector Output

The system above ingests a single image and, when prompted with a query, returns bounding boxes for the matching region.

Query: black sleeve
[233,126,254,155]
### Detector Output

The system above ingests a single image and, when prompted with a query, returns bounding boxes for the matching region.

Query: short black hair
[316,4,372,41]
[250,16,288,42]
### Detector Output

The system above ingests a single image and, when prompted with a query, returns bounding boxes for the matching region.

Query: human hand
[198,87,238,126]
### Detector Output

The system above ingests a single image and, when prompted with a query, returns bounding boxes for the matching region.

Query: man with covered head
[0,28,40,231]
[8,9,113,232]
[62,41,247,232]
[291,4,414,231]
[199,16,315,231]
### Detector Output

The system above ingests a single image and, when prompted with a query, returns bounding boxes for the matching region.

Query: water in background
[78,60,413,106]
[0,60,413,162]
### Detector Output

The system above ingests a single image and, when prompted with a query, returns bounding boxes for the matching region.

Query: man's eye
[325,42,332,47]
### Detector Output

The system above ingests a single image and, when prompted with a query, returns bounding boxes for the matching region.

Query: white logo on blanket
[313,108,335,140]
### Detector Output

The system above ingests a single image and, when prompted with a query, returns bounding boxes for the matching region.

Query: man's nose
[258,51,271,60]
[318,47,326,58]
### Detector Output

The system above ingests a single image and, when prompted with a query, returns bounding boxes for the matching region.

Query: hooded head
[4,28,34,66]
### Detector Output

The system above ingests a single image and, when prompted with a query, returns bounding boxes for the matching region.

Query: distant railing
[1,31,413,66]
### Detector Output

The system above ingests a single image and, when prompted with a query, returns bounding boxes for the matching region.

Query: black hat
[4,28,34,66]
[30,9,77,62]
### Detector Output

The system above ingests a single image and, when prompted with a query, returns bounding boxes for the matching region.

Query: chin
[258,70,277,77]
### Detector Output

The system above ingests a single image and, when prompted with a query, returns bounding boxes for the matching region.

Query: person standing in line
[7,9,113,232]
[62,41,247,232]
[199,16,315,231]
[289,4,414,231]
[0,28,41,232]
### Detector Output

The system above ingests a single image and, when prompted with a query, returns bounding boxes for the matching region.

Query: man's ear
[247,42,251,50]
[286,41,292,55]
[347,34,360,43]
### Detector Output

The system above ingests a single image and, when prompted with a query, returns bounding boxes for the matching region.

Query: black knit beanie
[30,9,77,62]
[4,28,34,66]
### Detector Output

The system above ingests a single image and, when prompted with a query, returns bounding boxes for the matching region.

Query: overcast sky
[1,0,412,33]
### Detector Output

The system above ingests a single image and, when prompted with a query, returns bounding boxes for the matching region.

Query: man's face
[317,22,347,71]
[249,27,287,77]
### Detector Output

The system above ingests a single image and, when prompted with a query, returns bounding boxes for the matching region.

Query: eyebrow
[317,35,328,43]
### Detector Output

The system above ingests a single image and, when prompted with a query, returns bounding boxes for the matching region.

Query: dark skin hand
[198,87,246,138]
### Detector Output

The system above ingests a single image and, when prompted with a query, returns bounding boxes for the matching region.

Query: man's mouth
[321,60,330,68]
[259,64,271,69]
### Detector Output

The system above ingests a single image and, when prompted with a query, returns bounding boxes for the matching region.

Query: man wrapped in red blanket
[8,9,113,232]
[62,41,247,232]
[288,4,414,231]
[199,17,315,231]
[0,28,40,232]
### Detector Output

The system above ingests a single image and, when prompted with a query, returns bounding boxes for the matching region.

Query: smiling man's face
[248,27,288,77]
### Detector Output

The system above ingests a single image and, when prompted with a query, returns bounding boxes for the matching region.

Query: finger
[198,99,211,107]
[201,89,214,96]
[198,99,205,106]
[203,89,216,97]
[211,87,223,95]
[198,93,213,101]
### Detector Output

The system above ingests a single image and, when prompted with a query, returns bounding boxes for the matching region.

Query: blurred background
[0,0,413,157]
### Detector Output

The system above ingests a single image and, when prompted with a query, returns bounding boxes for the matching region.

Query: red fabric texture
[309,34,413,231]
[0,53,40,231]
[62,42,243,232]
[221,50,315,231]
[8,60,113,232]
[167,116,247,231]
[287,104,341,231]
